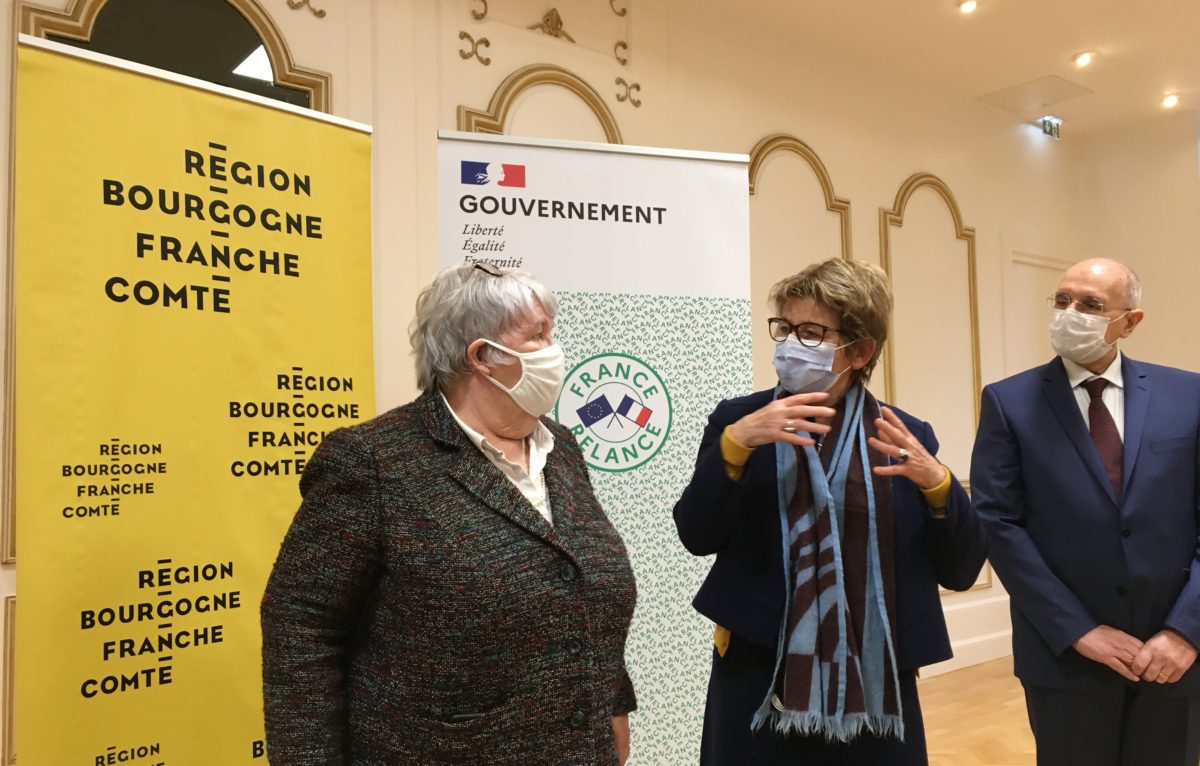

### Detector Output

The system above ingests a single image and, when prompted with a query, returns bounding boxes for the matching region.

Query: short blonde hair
[768,258,893,383]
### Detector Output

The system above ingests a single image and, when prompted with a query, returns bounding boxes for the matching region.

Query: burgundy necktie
[1084,378,1122,500]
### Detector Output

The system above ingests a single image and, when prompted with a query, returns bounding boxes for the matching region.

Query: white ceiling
[726,0,1200,135]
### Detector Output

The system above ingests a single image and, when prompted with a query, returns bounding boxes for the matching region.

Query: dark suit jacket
[672,389,986,673]
[261,390,637,765]
[971,356,1200,694]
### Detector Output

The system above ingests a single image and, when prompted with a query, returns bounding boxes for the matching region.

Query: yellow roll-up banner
[13,39,374,763]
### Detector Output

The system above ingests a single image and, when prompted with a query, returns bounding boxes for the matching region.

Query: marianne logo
[555,352,672,473]
[460,160,526,188]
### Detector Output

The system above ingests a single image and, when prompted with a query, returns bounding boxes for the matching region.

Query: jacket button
[1116,586,1128,596]
[1121,527,1132,538]
[560,563,577,582]
[568,639,583,655]
[569,710,586,729]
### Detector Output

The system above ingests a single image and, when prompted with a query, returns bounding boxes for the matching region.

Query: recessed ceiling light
[1073,52,1095,68]
[1162,94,1180,108]
[959,0,978,13]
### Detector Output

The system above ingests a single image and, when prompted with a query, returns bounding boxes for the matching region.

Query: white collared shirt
[1062,352,1125,440]
[441,393,555,525]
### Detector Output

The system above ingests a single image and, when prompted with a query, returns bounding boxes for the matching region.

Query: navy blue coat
[971,356,1200,694]
[673,389,987,672]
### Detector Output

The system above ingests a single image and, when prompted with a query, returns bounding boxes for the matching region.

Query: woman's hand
[867,406,947,490]
[727,392,835,448]
[612,715,630,765]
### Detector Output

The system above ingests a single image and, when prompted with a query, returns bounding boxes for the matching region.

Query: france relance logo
[555,353,672,473]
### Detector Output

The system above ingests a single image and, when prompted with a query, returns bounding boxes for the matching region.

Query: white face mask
[1048,308,1126,365]
[482,340,566,417]
[772,337,850,394]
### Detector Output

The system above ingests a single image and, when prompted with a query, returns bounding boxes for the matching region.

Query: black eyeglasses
[767,317,844,347]
[1047,292,1131,316]
[473,262,503,277]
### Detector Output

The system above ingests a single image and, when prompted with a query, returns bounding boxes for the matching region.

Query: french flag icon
[616,395,653,427]
[460,160,526,187]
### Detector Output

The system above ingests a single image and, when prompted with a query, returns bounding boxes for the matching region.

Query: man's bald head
[1061,259,1141,310]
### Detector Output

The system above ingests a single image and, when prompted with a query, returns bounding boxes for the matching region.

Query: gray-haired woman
[261,263,637,765]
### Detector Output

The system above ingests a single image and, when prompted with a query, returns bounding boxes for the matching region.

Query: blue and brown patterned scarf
[752,382,903,741]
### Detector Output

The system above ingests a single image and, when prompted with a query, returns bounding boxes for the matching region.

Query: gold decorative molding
[610,0,628,16]
[528,8,575,43]
[747,133,853,261]
[285,0,325,18]
[18,0,333,112]
[615,77,641,107]
[614,40,628,65]
[879,172,981,423]
[458,31,491,66]
[3,596,12,764]
[458,64,623,144]
[471,0,488,20]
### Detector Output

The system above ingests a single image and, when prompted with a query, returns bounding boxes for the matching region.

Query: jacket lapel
[540,447,582,563]
[1041,357,1118,506]
[1120,355,1150,495]
[422,391,572,556]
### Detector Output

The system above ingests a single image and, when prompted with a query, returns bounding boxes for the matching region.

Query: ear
[1119,309,1144,338]
[465,339,493,376]
[850,338,878,370]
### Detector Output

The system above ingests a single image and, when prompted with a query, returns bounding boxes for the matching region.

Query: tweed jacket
[261,390,637,766]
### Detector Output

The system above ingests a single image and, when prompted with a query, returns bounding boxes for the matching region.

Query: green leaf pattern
[553,291,753,764]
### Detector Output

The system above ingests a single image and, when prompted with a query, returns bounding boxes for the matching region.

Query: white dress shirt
[441,393,555,525]
[1062,352,1125,441]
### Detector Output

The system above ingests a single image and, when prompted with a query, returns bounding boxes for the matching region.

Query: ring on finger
[782,419,796,433]
[896,447,909,463]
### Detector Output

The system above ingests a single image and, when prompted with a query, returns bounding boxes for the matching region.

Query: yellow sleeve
[713,625,731,658]
[720,426,754,481]
[919,465,952,517]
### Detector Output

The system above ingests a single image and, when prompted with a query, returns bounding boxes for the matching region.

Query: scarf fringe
[752,702,905,744]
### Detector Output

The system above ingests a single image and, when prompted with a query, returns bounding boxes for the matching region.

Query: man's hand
[727,392,834,449]
[1130,629,1198,684]
[1072,625,1145,682]
[612,715,630,765]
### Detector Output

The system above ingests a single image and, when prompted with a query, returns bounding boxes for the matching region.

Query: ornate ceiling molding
[457,63,623,144]
[615,77,641,107]
[19,0,333,112]
[286,0,325,18]
[458,30,491,66]
[527,8,574,43]
[748,133,852,261]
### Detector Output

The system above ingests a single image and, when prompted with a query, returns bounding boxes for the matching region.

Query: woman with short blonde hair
[674,257,985,765]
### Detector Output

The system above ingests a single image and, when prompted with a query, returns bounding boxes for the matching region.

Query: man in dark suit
[971,258,1200,765]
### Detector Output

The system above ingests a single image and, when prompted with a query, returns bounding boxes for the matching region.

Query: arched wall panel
[880,173,979,480]
[747,134,850,390]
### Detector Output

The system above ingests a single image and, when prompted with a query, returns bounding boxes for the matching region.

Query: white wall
[1078,111,1200,368]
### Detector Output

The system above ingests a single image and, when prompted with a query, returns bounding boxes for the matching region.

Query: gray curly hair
[410,263,559,392]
